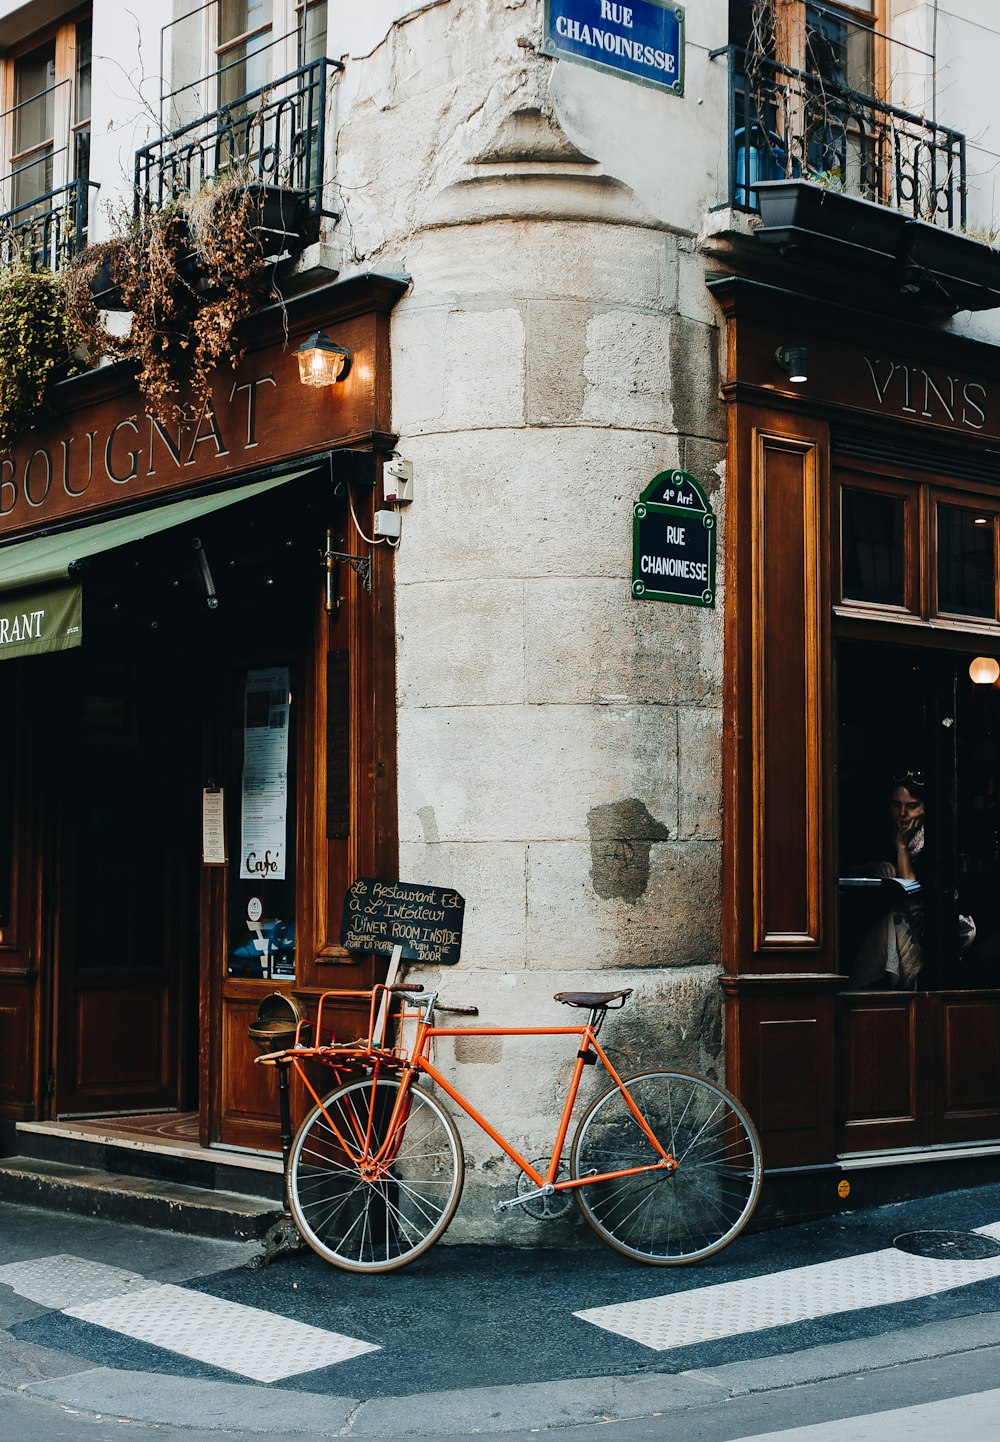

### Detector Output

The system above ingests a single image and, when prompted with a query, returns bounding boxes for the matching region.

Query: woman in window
[850,771,928,989]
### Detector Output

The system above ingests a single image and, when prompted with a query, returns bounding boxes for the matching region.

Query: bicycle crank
[496,1161,574,1220]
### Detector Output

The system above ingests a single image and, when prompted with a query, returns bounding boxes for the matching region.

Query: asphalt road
[2,1179,1000,1437]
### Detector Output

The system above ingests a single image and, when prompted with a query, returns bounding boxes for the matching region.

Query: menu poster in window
[239,666,290,881]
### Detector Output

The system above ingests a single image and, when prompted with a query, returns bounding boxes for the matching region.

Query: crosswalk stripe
[0,1254,378,1382]
[65,1283,379,1382]
[575,1222,1000,1351]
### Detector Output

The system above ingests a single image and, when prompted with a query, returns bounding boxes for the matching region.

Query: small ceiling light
[969,656,1000,685]
[776,345,808,384]
[295,332,352,387]
[974,516,990,526]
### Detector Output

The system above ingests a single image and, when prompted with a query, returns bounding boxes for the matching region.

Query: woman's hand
[876,861,897,878]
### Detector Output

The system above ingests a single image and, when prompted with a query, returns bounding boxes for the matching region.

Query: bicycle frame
[284,988,677,1197]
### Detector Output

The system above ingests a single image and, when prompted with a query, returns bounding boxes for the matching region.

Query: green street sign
[632,469,716,607]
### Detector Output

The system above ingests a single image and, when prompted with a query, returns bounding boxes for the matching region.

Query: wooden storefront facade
[716,276,1000,1182]
[0,273,405,1151]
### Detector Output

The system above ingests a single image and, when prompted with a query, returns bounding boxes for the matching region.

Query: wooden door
[54,654,198,1117]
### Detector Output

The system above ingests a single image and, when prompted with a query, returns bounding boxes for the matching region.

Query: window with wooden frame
[764,1,884,93]
[0,9,91,225]
[835,469,1000,632]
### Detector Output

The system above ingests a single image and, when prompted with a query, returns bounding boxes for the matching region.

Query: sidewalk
[2,1182,1000,1437]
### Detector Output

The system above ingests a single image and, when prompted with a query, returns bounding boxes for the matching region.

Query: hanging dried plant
[68,178,288,425]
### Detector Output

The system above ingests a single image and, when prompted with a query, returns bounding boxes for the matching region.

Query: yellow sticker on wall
[837,1179,851,1199]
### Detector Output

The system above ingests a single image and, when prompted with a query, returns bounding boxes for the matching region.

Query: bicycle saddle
[553,989,633,1008]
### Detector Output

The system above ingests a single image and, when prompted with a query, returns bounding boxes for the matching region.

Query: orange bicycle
[262,983,762,1274]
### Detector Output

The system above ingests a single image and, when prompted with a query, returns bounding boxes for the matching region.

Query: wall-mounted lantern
[295,332,352,388]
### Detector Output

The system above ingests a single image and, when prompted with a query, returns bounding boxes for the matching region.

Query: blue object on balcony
[734,125,788,209]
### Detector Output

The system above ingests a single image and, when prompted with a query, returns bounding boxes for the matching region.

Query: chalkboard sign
[340,878,465,966]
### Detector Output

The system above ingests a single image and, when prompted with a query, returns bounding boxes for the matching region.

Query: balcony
[726,48,966,227]
[0,179,98,273]
[718,47,1000,312]
[134,54,341,248]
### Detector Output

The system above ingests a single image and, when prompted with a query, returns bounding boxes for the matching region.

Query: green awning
[0,581,82,660]
[0,467,319,660]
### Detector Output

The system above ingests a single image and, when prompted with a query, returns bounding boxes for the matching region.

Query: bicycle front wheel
[570,1070,761,1265]
[288,1076,464,1273]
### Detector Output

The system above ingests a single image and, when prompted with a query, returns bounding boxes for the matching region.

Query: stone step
[0,1157,283,1242]
[14,1121,284,1204]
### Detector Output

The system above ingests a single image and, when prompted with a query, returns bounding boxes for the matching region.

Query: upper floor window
[804,2,878,99]
[297,1,327,68]
[1,11,92,237]
[218,0,273,110]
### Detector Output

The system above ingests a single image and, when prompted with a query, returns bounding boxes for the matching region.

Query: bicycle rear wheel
[570,1070,761,1264]
[288,1075,464,1273]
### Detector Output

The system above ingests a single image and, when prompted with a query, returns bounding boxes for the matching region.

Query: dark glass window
[806,1,875,96]
[841,488,906,606]
[0,695,12,929]
[938,507,996,619]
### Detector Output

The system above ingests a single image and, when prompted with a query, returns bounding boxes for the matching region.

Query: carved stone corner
[470,105,598,168]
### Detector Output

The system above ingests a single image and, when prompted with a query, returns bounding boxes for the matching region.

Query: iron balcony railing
[724,47,967,229]
[134,55,341,224]
[0,178,98,271]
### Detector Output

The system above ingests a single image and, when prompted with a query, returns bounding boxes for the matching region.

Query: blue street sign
[544,0,685,95]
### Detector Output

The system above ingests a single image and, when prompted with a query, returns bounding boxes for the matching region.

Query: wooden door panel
[751,430,826,948]
[72,982,167,1100]
[838,994,928,1151]
[220,995,281,1148]
[932,993,1000,1142]
[0,982,34,1115]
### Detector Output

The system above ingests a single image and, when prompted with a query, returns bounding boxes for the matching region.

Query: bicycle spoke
[289,1077,464,1272]
[572,1071,761,1264]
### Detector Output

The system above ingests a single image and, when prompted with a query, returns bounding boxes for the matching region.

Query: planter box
[755,179,908,268]
[900,222,1000,312]
[87,258,127,311]
[242,184,308,256]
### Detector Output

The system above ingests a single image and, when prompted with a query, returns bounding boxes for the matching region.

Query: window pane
[75,20,92,126]
[302,1,327,66]
[806,2,874,95]
[219,0,273,108]
[12,42,55,208]
[842,489,906,606]
[221,0,272,44]
[938,508,996,618]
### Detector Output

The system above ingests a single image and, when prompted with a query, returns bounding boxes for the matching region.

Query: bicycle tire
[570,1070,762,1265]
[288,1075,464,1273]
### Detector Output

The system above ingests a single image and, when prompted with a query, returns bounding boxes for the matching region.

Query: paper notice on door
[202,788,226,865]
[239,666,290,881]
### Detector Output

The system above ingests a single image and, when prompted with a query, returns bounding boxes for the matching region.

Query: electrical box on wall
[373,510,402,539]
[384,457,414,505]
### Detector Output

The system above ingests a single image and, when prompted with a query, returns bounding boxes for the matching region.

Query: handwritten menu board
[340,878,465,966]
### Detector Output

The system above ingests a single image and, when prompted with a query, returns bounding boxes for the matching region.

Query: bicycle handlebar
[436,1003,479,1015]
